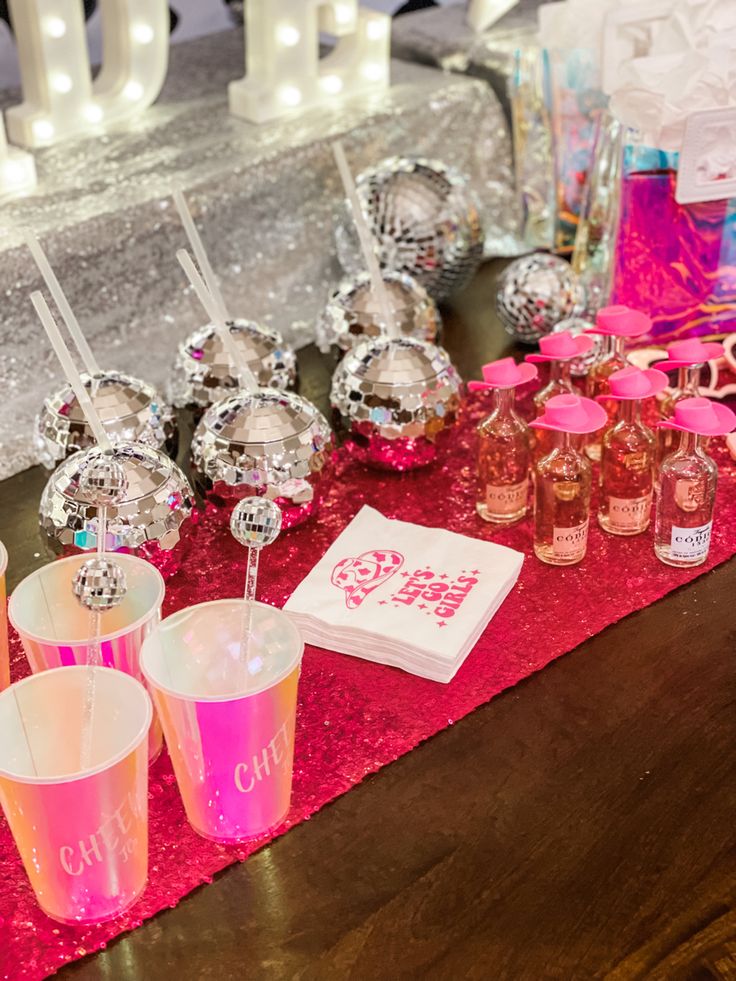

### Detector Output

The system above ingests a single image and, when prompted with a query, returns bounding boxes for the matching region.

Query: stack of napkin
[284,506,524,683]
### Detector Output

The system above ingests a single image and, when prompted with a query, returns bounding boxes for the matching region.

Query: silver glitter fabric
[230,497,282,549]
[78,454,128,506]
[169,319,297,410]
[551,317,601,378]
[39,442,194,552]
[330,336,463,440]
[191,388,333,504]
[72,556,128,612]
[34,371,177,470]
[334,157,486,301]
[496,253,586,345]
[316,271,440,355]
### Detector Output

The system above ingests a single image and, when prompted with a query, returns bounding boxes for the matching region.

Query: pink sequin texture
[3,393,736,979]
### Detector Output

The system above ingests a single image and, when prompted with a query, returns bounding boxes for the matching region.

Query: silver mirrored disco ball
[316,270,440,355]
[73,556,128,612]
[334,157,485,301]
[191,388,333,529]
[230,497,282,550]
[40,441,194,554]
[169,319,297,411]
[551,316,601,377]
[496,254,586,345]
[35,370,177,470]
[330,336,463,471]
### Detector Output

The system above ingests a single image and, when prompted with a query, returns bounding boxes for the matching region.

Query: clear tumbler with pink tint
[0,665,151,924]
[141,599,303,843]
[8,553,165,761]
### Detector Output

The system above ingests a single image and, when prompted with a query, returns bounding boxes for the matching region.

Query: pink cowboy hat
[653,338,724,371]
[526,330,594,363]
[531,394,608,434]
[586,304,652,339]
[658,397,736,437]
[330,549,404,609]
[468,357,538,391]
[595,365,669,401]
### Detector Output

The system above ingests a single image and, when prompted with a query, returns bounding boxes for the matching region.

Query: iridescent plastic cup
[8,553,165,761]
[0,666,152,924]
[0,541,8,692]
[141,600,303,843]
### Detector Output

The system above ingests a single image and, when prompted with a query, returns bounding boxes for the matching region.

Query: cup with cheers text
[8,553,165,761]
[0,666,152,924]
[141,599,303,843]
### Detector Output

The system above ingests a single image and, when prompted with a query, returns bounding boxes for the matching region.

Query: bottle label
[607,493,652,532]
[670,522,712,561]
[485,478,528,515]
[553,519,589,562]
[674,478,707,513]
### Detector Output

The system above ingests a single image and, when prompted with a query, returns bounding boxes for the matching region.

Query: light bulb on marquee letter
[0,118,37,199]
[6,0,169,148]
[229,0,391,125]
[467,0,520,33]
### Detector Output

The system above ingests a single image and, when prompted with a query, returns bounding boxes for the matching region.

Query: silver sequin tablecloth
[0,28,518,479]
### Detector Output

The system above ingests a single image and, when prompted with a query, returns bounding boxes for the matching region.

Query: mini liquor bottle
[598,365,668,535]
[469,358,538,524]
[531,394,608,565]
[654,397,736,567]
[584,304,651,462]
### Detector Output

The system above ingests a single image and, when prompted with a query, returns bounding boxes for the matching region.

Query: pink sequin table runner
[2,393,736,980]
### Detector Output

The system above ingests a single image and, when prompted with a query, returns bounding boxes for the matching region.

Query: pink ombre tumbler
[141,599,303,843]
[8,553,165,761]
[0,666,152,924]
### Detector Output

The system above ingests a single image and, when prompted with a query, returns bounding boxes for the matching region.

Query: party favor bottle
[531,394,608,566]
[585,304,652,461]
[598,366,668,535]
[655,398,736,568]
[469,358,538,524]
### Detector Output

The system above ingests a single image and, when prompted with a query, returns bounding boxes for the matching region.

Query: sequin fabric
[3,392,736,980]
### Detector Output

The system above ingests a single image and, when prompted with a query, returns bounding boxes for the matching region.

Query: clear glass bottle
[477,387,530,523]
[599,398,655,535]
[654,430,717,567]
[532,360,580,462]
[656,364,702,469]
[533,432,592,565]
[585,335,626,461]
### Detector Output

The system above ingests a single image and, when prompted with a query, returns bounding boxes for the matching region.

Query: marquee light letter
[229,0,391,125]
[0,117,37,198]
[467,0,520,33]
[6,0,169,148]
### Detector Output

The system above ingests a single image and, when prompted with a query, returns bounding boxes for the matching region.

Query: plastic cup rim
[8,552,165,647]
[141,598,304,703]
[0,540,7,578]
[0,665,152,786]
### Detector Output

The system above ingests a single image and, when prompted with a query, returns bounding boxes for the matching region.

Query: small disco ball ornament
[72,555,128,612]
[330,336,463,472]
[230,497,282,549]
[551,316,601,377]
[191,389,333,530]
[316,270,440,355]
[40,442,194,569]
[34,370,177,470]
[78,454,128,506]
[169,319,297,412]
[334,157,485,301]
[496,254,586,345]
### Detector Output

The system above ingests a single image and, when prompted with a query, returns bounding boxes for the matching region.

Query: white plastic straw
[332,141,398,340]
[30,291,112,451]
[173,190,231,322]
[176,249,259,394]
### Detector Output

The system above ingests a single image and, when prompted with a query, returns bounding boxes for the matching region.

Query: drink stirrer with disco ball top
[31,290,129,769]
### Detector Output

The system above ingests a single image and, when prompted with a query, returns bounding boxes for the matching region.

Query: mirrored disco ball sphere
[73,556,128,612]
[35,370,177,471]
[230,497,282,550]
[330,336,463,471]
[78,454,128,506]
[191,388,333,530]
[169,319,297,411]
[334,157,485,301]
[316,270,440,355]
[40,441,194,556]
[551,317,600,377]
[496,254,586,345]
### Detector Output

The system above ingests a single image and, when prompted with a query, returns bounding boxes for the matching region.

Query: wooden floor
[3,264,735,980]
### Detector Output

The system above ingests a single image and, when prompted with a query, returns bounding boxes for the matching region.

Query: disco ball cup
[330,336,463,472]
[35,370,177,470]
[316,270,440,356]
[334,157,485,301]
[551,317,601,377]
[496,254,586,345]
[191,388,333,530]
[40,441,194,577]
[169,319,297,412]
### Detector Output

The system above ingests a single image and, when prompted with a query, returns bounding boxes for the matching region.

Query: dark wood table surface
[3,263,735,980]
